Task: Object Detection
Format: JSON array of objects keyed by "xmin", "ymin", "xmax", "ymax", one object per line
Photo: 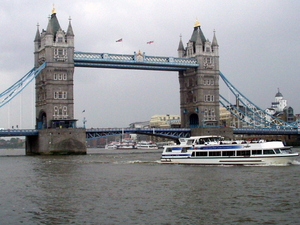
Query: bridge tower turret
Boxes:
[
  {"xmin": 28, "ymin": 7, "xmax": 86, "ymax": 155},
  {"xmin": 178, "ymin": 20, "xmax": 220, "ymax": 128}
]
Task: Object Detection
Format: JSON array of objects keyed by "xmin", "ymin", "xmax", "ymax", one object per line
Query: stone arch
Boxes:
[
  {"xmin": 37, "ymin": 110, "xmax": 47, "ymax": 129},
  {"xmin": 189, "ymin": 113, "xmax": 199, "ymax": 128}
]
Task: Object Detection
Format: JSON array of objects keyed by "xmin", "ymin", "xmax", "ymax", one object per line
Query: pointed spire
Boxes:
[
  {"xmin": 190, "ymin": 20, "xmax": 206, "ymax": 44},
  {"xmin": 67, "ymin": 17, "xmax": 74, "ymax": 36},
  {"xmin": 34, "ymin": 23, "xmax": 41, "ymax": 42},
  {"xmin": 195, "ymin": 28, "xmax": 202, "ymax": 45},
  {"xmin": 46, "ymin": 16, "xmax": 53, "ymax": 34},
  {"xmin": 177, "ymin": 34, "xmax": 184, "ymax": 51},
  {"xmin": 212, "ymin": 29, "xmax": 218, "ymax": 47},
  {"xmin": 45, "ymin": 7, "xmax": 61, "ymax": 36}
]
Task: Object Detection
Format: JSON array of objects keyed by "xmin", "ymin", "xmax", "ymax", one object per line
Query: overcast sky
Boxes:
[{"xmin": 0, "ymin": 0, "xmax": 299, "ymax": 129}]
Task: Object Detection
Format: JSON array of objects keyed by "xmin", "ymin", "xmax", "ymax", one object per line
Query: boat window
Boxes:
[
  {"xmin": 274, "ymin": 149, "xmax": 281, "ymax": 154},
  {"xmin": 222, "ymin": 151, "xmax": 235, "ymax": 156},
  {"xmin": 187, "ymin": 140, "xmax": 194, "ymax": 145},
  {"xmin": 280, "ymin": 148, "xmax": 292, "ymax": 153},
  {"xmin": 191, "ymin": 152, "xmax": 195, "ymax": 156},
  {"xmin": 209, "ymin": 151, "xmax": 221, "ymax": 156},
  {"xmin": 196, "ymin": 151, "xmax": 207, "ymax": 156},
  {"xmin": 181, "ymin": 147, "xmax": 188, "ymax": 153},
  {"xmin": 166, "ymin": 148, "xmax": 172, "ymax": 152},
  {"xmin": 263, "ymin": 149, "xmax": 275, "ymax": 154},
  {"xmin": 237, "ymin": 150, "xmax": 250, "ymax": 156},
  {"xmin": 252, "ymin": 150, "xmax": 262, "ymax": 155},
  {"xmin": 198, "ymin": 139, "xmax": 205, "ymax": 144}
]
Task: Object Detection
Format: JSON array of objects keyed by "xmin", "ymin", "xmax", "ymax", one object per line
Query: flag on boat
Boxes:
[
  {"xmin": 147, "ymin": 41, "xmax": 154, "ymax": 44},
  {"xmin": 116, "ymin": 38, "xmax": 123, "ymax": 42}
]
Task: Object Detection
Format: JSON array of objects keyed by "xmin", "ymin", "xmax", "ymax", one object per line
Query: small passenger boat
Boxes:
[
  {"xmin": 136, "ymin": 141, "xmax": 158, "ymax": 150},
  {"xmin": 116, "ymin": 139, "xmax": 137, "ymax": 149},
  {"xmin": 161, "ymin": 136, "xmax": 299, "ymax": 165}
]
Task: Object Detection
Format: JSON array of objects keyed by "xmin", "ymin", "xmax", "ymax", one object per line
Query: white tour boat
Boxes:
[
  {"xmin": 161, "ymin": 136, "xmax": 299, "ymax": 165},
  {"xmin": 105, "ymin": 141, "xmax": 118, "ymax": 149},
  {"xmin": 116, "ymin": 138, "xmax": 137, "ymax": 149},
  {"xmin": 136, "ymin": 141, "xmax": 158, "ymax": 150}
]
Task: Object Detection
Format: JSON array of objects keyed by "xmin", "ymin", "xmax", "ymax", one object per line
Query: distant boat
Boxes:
[
  {"xmin": 105, "ymin": 141, "xmax": 118, "ymax": 149},
  {"xmin": 161, "ymin": 135, "xmax": 299, "ymax": 165},
  {"xmin": 136, "ymin": 141, "xmax": 158, "ymax": 150},
  {"xmin": 116, "ymin": 138, "xmax": 137, "ymax": 149}
]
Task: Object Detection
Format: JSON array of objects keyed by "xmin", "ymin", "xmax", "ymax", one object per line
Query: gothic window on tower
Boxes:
[
  {"xmin": 204, "ymin": 108, "xmax": 215, "ymax": 121},
  {"xmin": 204, "ymin": 95, "xmax": 214, "ymax": 102},
  {"xmin": 54, "ymin": 91, "xmax": 67, "ymax": 99},
  {"xmin": 204, "ymin": 57, "xmax": 212, "ymax": 64},
  {"xmin": 63, "ymin": 106, "xmax": 68, "ymax": 116},
  {"xmin": 54, "ymin": 106, "xmax": 58, "ymax": 116},
  {"xmin": 204, "ymin": 57, "xmax": 213, "ymax": 69},
  {"xmin": 54, "ymin": 48, "xmax": 67, "ymax": 61},
  {"xmin": 204, "ymin": 79, "xmax": 214, "ymax": 85},
  {"xmin": 53, "ymin": 106, "xmax": 68, "ymax": 119},
  {"xmin": 54, "ymin": 73, "xmax": 67, "ymax": 80}
]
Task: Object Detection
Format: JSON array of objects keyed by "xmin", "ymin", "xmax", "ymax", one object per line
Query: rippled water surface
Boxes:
[{"xmin": 0, "ymin": 148, "xmax": 299, "ymax": 224}]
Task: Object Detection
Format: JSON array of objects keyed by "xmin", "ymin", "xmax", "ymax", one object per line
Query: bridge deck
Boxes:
[
  {"xmin": 0, "ymin": 128, "xmax": 299, "ymax": 138},
  {"xmin": 74, "ymin": 52, "xmax": 199, "ymax": 71}
]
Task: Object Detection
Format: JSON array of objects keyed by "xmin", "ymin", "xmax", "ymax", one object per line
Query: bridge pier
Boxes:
[{"xmin": 26, "ymin": 128, "xmax": 86, "ymax": 155}]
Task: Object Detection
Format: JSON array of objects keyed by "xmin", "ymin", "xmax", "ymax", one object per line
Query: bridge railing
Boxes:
[
  {"xmin": 86, "ymin": 127, "xmax": 191, "ymax": 140},
  {"xmin": 74, "ymin": 51, "xmax": 199, "ymax": 70}
]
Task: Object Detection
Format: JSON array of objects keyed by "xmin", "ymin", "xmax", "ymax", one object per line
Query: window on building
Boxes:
[{"xmin": 54, "ymin": 91, "xmax": 67, "ymax": 99}]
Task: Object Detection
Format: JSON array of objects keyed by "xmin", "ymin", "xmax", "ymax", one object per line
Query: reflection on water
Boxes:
[{"xmin": 0, "ymin": 148, "xmax": 299, "ymax": 224}]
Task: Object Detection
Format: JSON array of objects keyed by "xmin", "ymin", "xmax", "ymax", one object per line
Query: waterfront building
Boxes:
[
  {"xmin": 219, "ymin": 106, "xmax": 232, "ymax": 127},
  {"xmin": 266, "ymin": 89, "xmax": 295, "ymax": 123},
  {"xmin": 149, "ymin": 114, "xmax": 181, "ymax": 128},
  {"xmin": 271, "ymin": 89, "xmax": 287, "ymax": 112}
]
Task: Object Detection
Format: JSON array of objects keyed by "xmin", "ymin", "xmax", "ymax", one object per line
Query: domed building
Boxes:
[
  {"xmin": 265, "ymin": 89, "xmax": 294, "ymax": 123},
  {"xmin": 271, "ymin": 89, "xmax": 287, "ymax": 112}
]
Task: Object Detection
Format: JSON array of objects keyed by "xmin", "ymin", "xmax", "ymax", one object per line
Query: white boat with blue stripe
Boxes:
[{"xmin": 161, "ymin": 136, "xmax": 299, "ymax": 165}]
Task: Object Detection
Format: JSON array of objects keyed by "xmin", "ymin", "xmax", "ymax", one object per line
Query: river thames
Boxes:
[{"xmin": 0, "ymin": 148, "xmax": 299, "ymax": 224}]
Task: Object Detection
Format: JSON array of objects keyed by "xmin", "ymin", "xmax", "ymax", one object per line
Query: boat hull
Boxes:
[{"xmin": 161, "ymin": 154, "xmax": 299, "ymax": 165}]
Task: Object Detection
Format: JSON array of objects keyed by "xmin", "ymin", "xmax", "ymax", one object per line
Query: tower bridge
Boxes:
[{"xmin": 0, "ymin": 9, "xmax": 298, "ymax": 154}]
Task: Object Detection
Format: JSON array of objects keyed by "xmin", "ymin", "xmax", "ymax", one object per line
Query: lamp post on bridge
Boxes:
[
  {"xmin": 83, "ymin": 117, "xmax": 87, "ymax": 129},
  {"xmin": 82, "ymin": 110, "xmax": 87, "ymax": 128}
]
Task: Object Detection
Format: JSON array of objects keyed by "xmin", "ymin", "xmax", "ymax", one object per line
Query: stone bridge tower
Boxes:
[
  {"xmin": 178, "ymin": 20, "xmax": 220, "ymax": 129},
  {"xmin": 27, "ymin": 8, "xmax": 86, "ymax": 155}
]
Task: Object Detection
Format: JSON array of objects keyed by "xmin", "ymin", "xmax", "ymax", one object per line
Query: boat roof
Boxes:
[{"xmin": 184, "ymin": 136, "xmax": 222, "ymax": 139}]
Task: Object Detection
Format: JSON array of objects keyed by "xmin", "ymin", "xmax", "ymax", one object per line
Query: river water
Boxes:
[{"xmin": 0, "ymin": 148, "xmax": 299, "ymax": 225}]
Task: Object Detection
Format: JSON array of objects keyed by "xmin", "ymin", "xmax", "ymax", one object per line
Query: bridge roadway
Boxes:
[
  {"xmin": 0, "ymin": 128, "xmax": 299, "ymax": 139},
  {"xmin": 73, "ymin": 51, "xmax": 199, "ymax": 71},
  {"xmin": 0, "ymin": 128, "xmax": 191, "ymax": 140}
]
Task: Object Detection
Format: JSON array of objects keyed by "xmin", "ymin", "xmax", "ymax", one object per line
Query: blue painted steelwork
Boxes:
[
  {"xmin": 0, "ymin": 128, "xmax": 299, "ymax": 138},
  {"xmin": 233, "ymin": 128, "xmax": 299, "ymax": 135},
  {"xmin": 74, "ymin": 51, "xmax": 199, "ymax": 71},
  {"xmin": 85, "ymin": 128, "xmax": 191, "ymax": 140},
  {"xmin": 0, "ymin": 129, "xmax": 38, "ymax": 136},
  {"xmin": 219, "ymin": 71, "xmax": 295, "ymax": 129},
  {"xmin": 0, "ymin": 62, "xmax": 46, "ymax": 108}
]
